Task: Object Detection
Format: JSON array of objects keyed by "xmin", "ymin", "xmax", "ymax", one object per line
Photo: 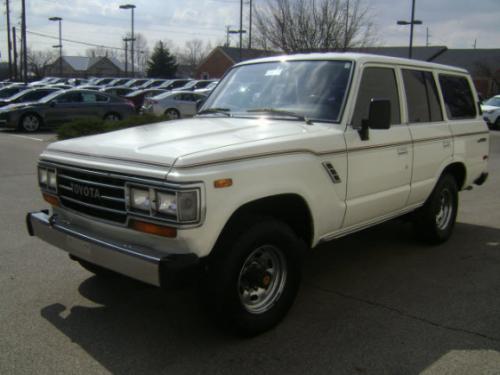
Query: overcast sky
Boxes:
[{"xmin": 0, "ymin": 0, "xmax": 499, "ymax": 60}]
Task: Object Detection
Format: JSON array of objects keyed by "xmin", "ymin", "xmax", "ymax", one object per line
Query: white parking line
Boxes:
[{"xmin": 7, "ymin": 134, "xmax": 44, "ymax": 142}]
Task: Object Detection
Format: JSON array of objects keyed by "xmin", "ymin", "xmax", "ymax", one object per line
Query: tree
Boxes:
[
  {"xmin": 146, "ymin": 41, "xmax": 177, "ymax": 78},
  {"xmin": 254, "ymin": 0, "xmax": 377, "ymax": 53},
  {"xmin": 27, "ymin": 48, "xmax": 56, "ymax": 78},
  {"xmin": 86, "ymin": 46, "xmax": 118, "ymax": 59}
]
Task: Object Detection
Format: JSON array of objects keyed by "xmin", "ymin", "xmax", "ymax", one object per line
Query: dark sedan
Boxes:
[
  {"xmin": 100, "ymin": 86, "xmax": 134, "ymax": 97},
  {"xmin": 0, "ymin": 89, "xmax": 136, "ymax": 132},
  {"xmin": 0, "ymin": 84, "xmax": 28, "ymax": 99},
  {"xmin": 0, "ymin": 87, "xmax": 61, "ymax": 107}
]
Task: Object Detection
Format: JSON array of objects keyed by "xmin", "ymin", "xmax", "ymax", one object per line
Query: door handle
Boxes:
[
  {"xmin": 443, "ymin": 139, "xmax": 451, "ymax": 148},
  {"xmin": 397, "ymin": 146, "xmax": 408, "ymax": 155},
  {"xmin": 477, "ymin": 137, "xmax": 487, "ymax": 143}
]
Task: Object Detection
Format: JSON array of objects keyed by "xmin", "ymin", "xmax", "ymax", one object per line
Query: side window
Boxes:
[
  {"xmin": 81, "ymin": 93, "xmax": 97, "ymax": 103},
  {"xmin": 402, "ymin": 69, "xmax": 443, "ymax": 123},
  {"xmin": 438, "ymin": 74, "xmax": 476, "ymax": 119},
  {"xmin": 95, "ymin": 94, "xmax": 109, "ymax": 102},
  {"xmin": 56, "ymin": 92, "xmax": 82, "ymax": 103},
  {"xmin": 352, "ymin": 67, "xmax": 401, "ymax": 128}
]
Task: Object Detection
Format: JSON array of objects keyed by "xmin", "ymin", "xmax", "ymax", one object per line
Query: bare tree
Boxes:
[
  {"xmin": 254, "ymin": 0, "xmax": 377, "ymax": 53},
  {"xmin": 85, "ymin": 46, "xmax": 118, "ymax": 59},
  {"xmin": 27, "ymin": 48, "xmax": 56, "ymax": 78},
  {"xmin": 123, "ymin": 33, "xmax": 150, "ymax": 75},
  {"xmin": 177, "ymin": 39, "xmax": 212, "ymax": 68}
]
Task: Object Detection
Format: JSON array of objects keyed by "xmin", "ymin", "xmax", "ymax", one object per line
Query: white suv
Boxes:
[{"xmin": 27, "ymin": 53, "xmax": 489, "ymax": 336}]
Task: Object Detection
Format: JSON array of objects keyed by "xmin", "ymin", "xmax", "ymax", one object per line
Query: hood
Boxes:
[
  {"xmin": 481, "ymin": 105, "xmax": 499, "ymax": 112},
  {"xmin": 46, "ymin": 116, "xmax": 342, "ymax": 169}
]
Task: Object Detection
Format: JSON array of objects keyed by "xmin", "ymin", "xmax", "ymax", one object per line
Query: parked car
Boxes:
[
  {"xmin": 194, "ymin": 81, "xmax": 218, "ymax": 95},
  {"xmin": 100, "ymin": 86, "xmax": 134, "ymax": 97},
  {"xmin": 0, "ymin": 87, "xmax": 61, "ymax": 107},
  {"xmin": 174, "ymin": 80, "xmax": 215, "ymax": 92},
  {"xmin": 76, "ymin": 85, "xmax": 102, "ymax": 91},
  {"xmin": 124, "ymin": 88, "xmax": 166, "ymax": 111},
  {"xmin": 28, "ymin": 77, "xmax": 58, "ymax": 87},
  {"xmin": 26, "ymin": 53, "xmax": 489, "ymax": 336},
  {"xmin": 0, "ymin": 89, "xmax": 135, "ymax": 132},
  {"xmin": 124, "ymin": 78, "xmax": 150, "ymax": 88},
  {"xmin": 137, "ymin": 79, "xmax": 169, "ymax": 90},
  {"xmin": 158, "ymin": 79, "xmax": 192, "ymax": 91},
  {"xmin": 0, "ymin": 84, "xmax": 28, "ymax": 99},
  {"xmin": 106, "ymin": 78, "xmax": 132, "ymax": 87},
  {"xmin": 481, "ymin": 95, "xmax": 500, "ymax": 129},
  {"xmin": 142, "ymin": 91, "xmax": 206, "ymax": 119},
  {"xmin": 92, "ymin": 78, "xmax": 115, "ymax": 86}
]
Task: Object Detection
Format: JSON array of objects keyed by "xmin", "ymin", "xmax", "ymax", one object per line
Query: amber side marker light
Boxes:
[
  {"xmin": 43, "ymin": 193, "xmax": 60, "ymax": 207},
  {"xmin": 214, "ymin": 178, "xmax": 233, "ymax": 188},
  {"xmin": 130, "ymin": 219, "xmax": 177, "ymax": 238}
]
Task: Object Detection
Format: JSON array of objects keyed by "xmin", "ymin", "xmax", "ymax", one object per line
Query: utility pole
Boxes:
[
  {"xmin": 473, "ymin": 39, "xmax": 477, "ymax": 49},
  {"xmin": 49, "ymin": 17, "xmax": 63, "ymax": 77},
  {"xmin": 119, "ymin": 4, "xmax": 136, "ymax": 76},
  {"xmin": 6, "ymin": 0, "xmax": 13, "ymax": 80},
  {"xmin": 344, "ymin": 0, "xmax": 350, "ymax": 50},
  {"xmin": 239, "ymin": 0, "xmax": 243, "ymax": 61},
  {"xmin": 397, "ymin": 0, "xmax": 422, "ymax": 59},
  {"xmin": 226, "ymin": 26, "xmax": 231, "ymax": 47},
  {"xmin": 12, "ymin": 26, "xmax": 17, "ymax": 80},
  {"xmin": 425, "ymin": 27, "xmax": 430, "ymax": 47},
  {"xmin": 248, "ymin": 0, "xmax": 253, "ymax": 49},
  {"xmin": 21, "ymin": 0, "xmax": 28, "ymax": 82},
  {"xmin": 123, "ymin": 38, "xmax": 130, "ymax": 75}
]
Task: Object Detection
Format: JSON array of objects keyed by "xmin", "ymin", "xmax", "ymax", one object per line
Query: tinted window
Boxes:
[
  {"xmin": 438, "ymin": 75, "xmax": 476, "ymax": 119},
  {"xmin": 352, "ymin": 67, "xmax": 401, "ymax": 127},
  {"xmin": 56, "ymin": 92, "xmax": 82, "ymax": 103},
  {"xmin": 402, "ymin": 69, "xmax": 443, "ymax": 123},
  {"xmin": 82, "ymin": 92, "xmax": 97, "ymax": 103},
  {"xmin": 96, "ymin": 94, "xmax": 109, "ymax": 102},
  {"xmin": 23, "ymin": 90, "xmax": 51, "ymax": 101}
]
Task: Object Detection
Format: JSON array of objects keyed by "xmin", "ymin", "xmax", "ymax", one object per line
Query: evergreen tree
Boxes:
[{"xmin": 146, "ymin": 41, "xmax": 177, "ymax": 78}]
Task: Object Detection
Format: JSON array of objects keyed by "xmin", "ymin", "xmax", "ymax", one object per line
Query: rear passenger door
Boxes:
[{"xmin": 402, "ymin": 69, "xmax": 452, "ymax": 206}]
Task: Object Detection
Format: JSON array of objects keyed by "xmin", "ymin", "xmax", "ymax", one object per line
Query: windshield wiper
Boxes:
[
  {"xmin": 247, "ymin": 108, "xmax": 313, "ymax": 125},
  {"xmin": 197, "ymin": 107, "xmax": 231, "ymax": 117}
]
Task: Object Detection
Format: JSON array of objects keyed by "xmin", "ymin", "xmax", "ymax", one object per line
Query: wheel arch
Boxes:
[
  {"xmin": 440, "ymin": 162, "xmax": 467, "ymax": 190},
  {"xmin": 19, "ymin": 111, "xmax": 43, "ymax": 130}
]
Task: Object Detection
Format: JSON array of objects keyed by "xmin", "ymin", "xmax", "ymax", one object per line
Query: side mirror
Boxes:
[
  {"xmin": 359, "ymin": 98, "xmax": 391, "ymax": 141},
  {"xmin": 196, "ymin": 98, "xmax": 206, "ymax": 112},
  {"xmin": 50, "ymin": 100, "xmax": 56, "ymax": 108}
]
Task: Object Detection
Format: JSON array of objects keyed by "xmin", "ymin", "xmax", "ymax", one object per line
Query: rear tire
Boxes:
[
  {"xmin": 165, "ymin": 108, "xmax": 180, "ymax": 120},
  {"xmin": 413, "ymin": 174, "xmax": 458, "ymax": 244},
  {"xmin": 202, "ymin": 218, "xmax": 304, "ymax": 337},
  {"xmin": 19, "ymin": 113, "xmax": 42, "ymax": 132}
]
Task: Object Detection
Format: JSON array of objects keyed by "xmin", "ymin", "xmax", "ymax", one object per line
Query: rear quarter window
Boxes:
[{"xmin": 438, "ymin": 74, "xmax": 476, "ymax": 119}]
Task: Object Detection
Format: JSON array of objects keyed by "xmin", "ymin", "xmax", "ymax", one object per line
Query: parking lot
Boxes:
[{"xmin": 0, "ymin": 128, "xmax": 499, "ymax": 374}]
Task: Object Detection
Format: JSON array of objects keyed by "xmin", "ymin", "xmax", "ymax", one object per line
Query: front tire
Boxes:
[
  {"xmin": 19, "ymin": 113, "xmax": 41, "ymax": 132},
  {"xmin": 414, "ymin": 174, "xmax": 458, "ymax": 244},
  {"xmin": 202, "ymin": 218, "xmax": 304, "ymax": 336},
  {"xmin": 165, "ymin": 108, "xmax": 180, "ymax": 120}
]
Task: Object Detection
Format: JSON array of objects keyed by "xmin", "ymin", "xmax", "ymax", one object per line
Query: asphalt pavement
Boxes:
[{"xmin": 1, "ymin": 128, "xmax": 499, "ymax": 375}]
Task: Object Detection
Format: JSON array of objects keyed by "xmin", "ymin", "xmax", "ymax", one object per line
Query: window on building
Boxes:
[
  {"xmin": 438, "ymin": 74, "xmax": 476, "ymax": 119},
  {"xmin": 402, "ymin": 69, "xmax": 443, "ymax": 123},
  {"xmin": 352, "ymin": 67, "xmax": 401, "ymax": 128}
]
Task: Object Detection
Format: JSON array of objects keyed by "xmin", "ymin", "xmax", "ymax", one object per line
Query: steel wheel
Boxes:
[
  {"xmin": 435, "ymin": 188, "xmax": 453, "ymax": 230},
  {"xmin": 22, "ymin": 114, "xmax": 40, "ymax": 132},
  {"xmin": 238, "ymin": 244, "xmax": 287, "ymax": 314},
  {"xmin": 165, "ymin": 109, "xmax": 180, "ymax": 120}
]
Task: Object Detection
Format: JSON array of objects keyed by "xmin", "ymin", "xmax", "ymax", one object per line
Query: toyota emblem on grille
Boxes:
[{"xmin": 71, "ymin": 182, "xmax": 100, "ymax": 199}]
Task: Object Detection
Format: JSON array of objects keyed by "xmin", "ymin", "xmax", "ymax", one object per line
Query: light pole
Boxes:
[
  {"xmin": 123, "ymin": 38, "xmax": 132, "ymax": 76},
  {"xmin": 397, "ymin": 0, "xmax": 422, "ymax": 59},
  {"xmin": 119, "ymin": 4, "xmax": 136, "ymax": 76},
  {"xmin": 49, "ymin": 17, "xmax": 63, "ymax": 77}
]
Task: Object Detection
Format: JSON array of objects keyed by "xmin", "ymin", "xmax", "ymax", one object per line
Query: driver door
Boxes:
[
  {"xmin": 45, "ymin": 92, "xmax": 83, "ymax": 125},
  {"xmin": 343, "ymin": 66, "xmax": 412, "ymax": 228}
]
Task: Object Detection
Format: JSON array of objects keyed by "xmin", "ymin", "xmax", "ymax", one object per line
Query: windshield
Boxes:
[
  {"xmin": 39, "ymin": 90, "xmax": 64, "ymax": 103},
  {"xmin": 484, "ymin": 97, "xmax": 500, "ymax": 107},
  {"xmin": 202, "ymin": 60, "xmax": 353, "ymax": 122}
]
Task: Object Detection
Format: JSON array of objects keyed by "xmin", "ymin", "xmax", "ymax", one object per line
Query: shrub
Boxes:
[{"xmin": 56, "ymin": 114, "xmax": 170, "ymax": 140}]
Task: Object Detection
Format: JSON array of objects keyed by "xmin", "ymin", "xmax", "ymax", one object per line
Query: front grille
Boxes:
[{"xmin": 56, "ymin": 166, "xmax": 127, "ymax": 223}]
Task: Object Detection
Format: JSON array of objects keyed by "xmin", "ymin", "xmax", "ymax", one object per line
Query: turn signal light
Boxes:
[
  {"xmin": 214, "ymin": 178, "xmax": 233, "ymax": 188},
  {"xmin": 130, "ymin": 219, "xmax": 177, "ymax": 238},
  {"xmin": 43, "ymin": 193, "xmax": 60, "ymax": 207}
]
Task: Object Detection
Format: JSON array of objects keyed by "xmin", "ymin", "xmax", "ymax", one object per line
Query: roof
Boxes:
[
  {"xmin": 235, "ymin": 52, "xmax": 468, "ymax": 74},
  {"xmin": 219, "ymin": 46, "xmax": 280, "ymax": 63},
  {"xmin": 61, "ymin": 56, "xmax": 124, "ymax": 72}
]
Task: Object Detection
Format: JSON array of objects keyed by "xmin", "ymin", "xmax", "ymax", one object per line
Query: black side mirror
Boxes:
[
  {"xmin": 196, "ymin": 98, "xmax": 206, "ymax": 112},
  {"xmin": 50, "ymin": 100, "xmax": 56, "ymax": 108},
  {"xmin": 359, "ymin": 98, "xmax": 391, "ymax": 141}
]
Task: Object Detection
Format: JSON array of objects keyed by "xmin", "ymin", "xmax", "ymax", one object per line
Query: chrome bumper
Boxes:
[{"xmin": 26, "ymin": 211, "xmax": 199, "ymax": 287}]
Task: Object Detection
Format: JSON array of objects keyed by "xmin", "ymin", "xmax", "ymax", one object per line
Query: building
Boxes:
[
  {"xmin": 195, "ymin": 46, "xmax": 279, "ymax": 79},
  {"xmin": 197, "ymin": 45, "xmax": 500, "ymax": 97},
  {"xmin": 45, "ymin": 56, "xmax": 125, "ymax": 78}
]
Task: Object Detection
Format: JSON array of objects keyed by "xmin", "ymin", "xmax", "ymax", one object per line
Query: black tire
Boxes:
[
  {"xmin": 19, "ymin": 113, "xmax": 42, "ymax": 132},
  {"xmin": 76, "ymin": 258, "xmax": 118, "ymax": 278},
  {"xmin": 494, "ymin": 117, "xmax": 500, "ymax": 130},
  {"xmin": 103, "ymin": 112, "xmax": 121, "ymax": 121},
  {"xmin": 202, "ymin": 217, "xmax": 304, "ymax": 337},
  {"xmin": 413, "ymin": 174, "xmax": 458, "ymax": 244},
  {"xmin": 164, "ymin": 108, "xmax": 180, "ymax": 120}
]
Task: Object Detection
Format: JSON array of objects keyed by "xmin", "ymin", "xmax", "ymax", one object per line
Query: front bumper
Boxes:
[{"xmin": 26, "ymin": 210, "xmax": 199, "ymax": 287}]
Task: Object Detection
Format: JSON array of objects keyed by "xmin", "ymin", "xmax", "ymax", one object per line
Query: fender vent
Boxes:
[{"xmin": 322, "ymin": 162, "xmax": 342, "ymax": 184}]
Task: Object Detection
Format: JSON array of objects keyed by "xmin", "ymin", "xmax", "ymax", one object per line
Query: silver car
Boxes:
[{"xmin": 142, "ymin": 91, "xmax": 206, "ymax": 119}]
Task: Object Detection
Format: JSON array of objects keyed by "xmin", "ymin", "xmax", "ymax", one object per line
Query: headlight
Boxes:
[
  {"xmin": 130, "ymin": 187, "xmax": 151, "ymax": 212},
  {"xmin": 38, "ymin": 166, "xmax": 57, "ymax": 191},
  {"xmin": 48, "ymin": 170, "xmax": 57, "ymax": 189},
  {"xmin": 177, "ymin": 191, "xmax": 198, "ymax": 222},
  {"xmin": 38, "ymin": 168, "xmax": 48, "ymax": 186},
  {"xmin": 156, "ymin": 191, "xmax": 177, "ymax": 216}
]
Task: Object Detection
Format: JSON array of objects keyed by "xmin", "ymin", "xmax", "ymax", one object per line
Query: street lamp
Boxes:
[
  {"xmin": 123, "ymin": 37, "xmax": 133, "ymax": 76},
  {"xmin": 119, "ymin": 4, "xmax": 136, "ymax": 76},
  {"xmin": 49, "ymin": 16, "xmax": 63, "ymax": 77},
  {"xmin": 397, "ymin": 0, "xmax": 422, "ymax": 59}
]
